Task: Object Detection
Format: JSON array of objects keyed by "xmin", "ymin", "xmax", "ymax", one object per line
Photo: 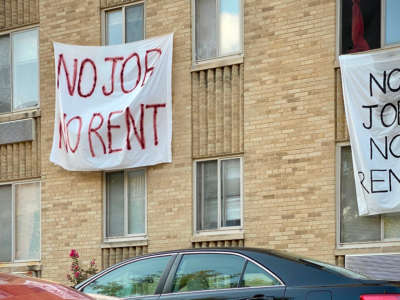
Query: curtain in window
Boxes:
[
  {"xmin": 221, "ymin": 159, "xmax": 240, "ymax": 227},
  {"xmin": 197, "ymin": 161, "xmax": 218, "ymax": 230},
  {"xmin": 195, "ymin": 0, "xmax": 217, "ymax": 60},
  {"xmin": 0, "ymin": 35, "xmax": 11, "ymax": 113},
  {"xmin": 15, "ymin": 182, "xmax": 40, "ymax": 261},
  {"xmin": 12, "ymin": 29, "xmax": 39, "ymax": 110},
  {"xmin": 106, "ymin": 172, "xmax": 125, "ymax": 237},
  {"xmin": 106, "ymin": 10, "xmax": 123, "ymax": 45},
  {"xmin": 128, "ymin": 170, "xmax": 145, "ymax": 234},
  {"xmin": 0, "ymin": 185, "xmax": 12, "ymax": 262}
]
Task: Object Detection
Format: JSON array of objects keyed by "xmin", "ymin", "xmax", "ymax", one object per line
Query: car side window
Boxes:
[
  {"xmin": 240, "ymin": 261, "xmax": 281, "ymax": 287},
  {"xmin": 82, "ymin": 255, "xmax": 171, "ymax": 298},
  {"xmin": 172, "ymin": 253, "xmax": 245, "ymax": 293}
]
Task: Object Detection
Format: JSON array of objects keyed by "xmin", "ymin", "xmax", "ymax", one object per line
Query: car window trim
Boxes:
[
  {"xmin": 77, "ymin": 253, "xmax": 177, "ymax": 293},
  {"xmin": 161, "ymin": 250, "xmax": 285, "ymax": 296}
]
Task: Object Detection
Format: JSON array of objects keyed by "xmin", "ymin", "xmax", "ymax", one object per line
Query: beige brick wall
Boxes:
[{"xmin": 5, "ymin": 0, "xmax": 400, "ymax": 283}]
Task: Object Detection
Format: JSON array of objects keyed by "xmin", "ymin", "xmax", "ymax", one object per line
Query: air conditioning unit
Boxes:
[{"xmin": 345, "ymin": 253, "xmax": 400, "ymax": 281}]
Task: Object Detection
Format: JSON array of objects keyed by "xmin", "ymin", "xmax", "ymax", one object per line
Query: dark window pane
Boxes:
[
  {"xmin": 172, "ymin": 254, "xmax": 245, "ymax": 292},
  {"xmin": 83, "ymin": 256, "xmax": 171, "ymax": 297},
  {"xmin": 340, "ymin": 146, "xmax": 381, "ymax": 243},
  {"xmin": 0, "ymin": 35, "xmax": 11, "ymax": 113},
  {"xmin": 240, "ymin": 261, "xmax": 280, "ymax": 287},
  {"xmin": 196, "ymin": 0, "xmax": 217, "ymax": 60},
  {"xmin": 106, "ymin": 172, "xmax": 124, "ymax": 237},
  {"xmin": 0, "ymin": 185, "xmax": 12, "ymax": 262},
  {"xmin": 126, "ymin": 4, "xmax": 144, "ymax": 43},
  {"xmin": 197, "ymin": 161, "xmax": 218, "ymax": 230},
  {"xmin": 341, "ymin": 0, "xmax": 380, "ymax": 54}
]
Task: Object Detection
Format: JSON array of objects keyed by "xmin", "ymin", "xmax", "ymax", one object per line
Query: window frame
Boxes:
[
  {"xmin": 103, "ymin": 168, "xmax": 147, "ymax": 243},
  {"xmin": 336, "ymin": 142, "xmax": 400, "ymax": 248},
  {"xmin": 0, "ymin": 180, "xmax": 41, "ymax": 264},
  {"xmin": 163, "ymin": 251, "xmax": 284, "ymax": 296},
  {"xmin": 101, "ymin": 1, "xmax": 146, "ymax": 46},
  {"xmin": 193, "ymin": 157, "xmax": 244, "ymax": 234},
  {"xmin": 191, "ymin": 0, "xmax": 244, "ymax": 65},
  {"xmin": 336, "ymin": 0, "xmax": 400, "ymax": 56},
  {"xmin": 0, "ymin": 26, "xmax": 40, "ymax": 115}
]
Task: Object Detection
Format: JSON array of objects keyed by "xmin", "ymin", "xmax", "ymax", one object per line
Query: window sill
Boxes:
[
  {"xmin": 102, "ymin": 237, "xmax": 148, "ymax": 248},
  {"xmin": 0, "ymin": 108, "xmax": 41, "ymax": 123},
  {"xmin": 336, "ymin": 240, "xmax": 400, "ymax": 252},
  {"xmin": 192, "ymin": 229, "xmax": 244, "ymax": 243},
  {"xmin": 191, "ymin": 55, "xmax": 243, "ymax": 72}
]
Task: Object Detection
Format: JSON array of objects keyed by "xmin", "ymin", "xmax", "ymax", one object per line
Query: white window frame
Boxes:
[
  {"xmin": 336, "ymin": 0, "xmax": 400, "ymax": 56},
  {"xmin": 101, "ymin": 1, "xmax": 146, "ymax": 45},
  {"xmin": 336, "ymin": 143, "xmax": 400, "ymax": 249},
  {"xmin": 0, "ymin": 180, "xmax": 41, "ymax": 263},
  {"xmin": 103, "ymin": 169, "xmax": 147, "ymax": 243},
  {"xmin": 191, "ymin": 0, "xmax": 244, "ymax": 65},
  {"xmin": 193, "ymin": 156, "xmax": 243, "ymax": 234},
  {"xmin": 0, "ymin": 26, "xmax": 40, "ymax": 115}
]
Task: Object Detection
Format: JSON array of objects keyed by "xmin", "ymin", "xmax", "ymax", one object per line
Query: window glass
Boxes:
[
  {"xmin": 128, "ymin": 169, "xmax": 145, "ymax": 234},
  {"xmin": 219, "ymin": 0, "xmax": 240, "ymax": 56},
  {"xmin": 340, "ymin": 146, "xmax": 381, "ymax": 243},
  {"xmin": 341, "ymin": 0, "xmax": 380, "ymax": 54},
  {"xmin": 384, "ymin": 213, "xmax": 400, "ymax": 239},
  {"xmin": 126, "ymin": 4, "xmax": 144, "ymax": 43},
  {"xmin": 106, "ymin": 10, "xmax": 123, "ymax": 45},
  {"xmin": 106, "ymin": 172, "xmax": 124, "ymax": 237},
  {"xmin": 195, "ymin": 0, "xmax": 217, "ymax": 60},
  {"xmin": 172, "ymin": 254, "xmax": 245, "ymax": 292},
  {"xmin": 0, "ymin": 35, "xmax": 11, "ymax": 113},
  {"xmin": 385, "ymin": 0, "xmax": 400, "ymax": 45},
  {"xmin": 12, "ymin": 29, "xmax": 39, "ymax": 110},
  {"xmin": 83, "ymin": 256, "xmax": 171, "ymax": 298},
  {"xmin": 221, "ymin": 159, "xmax": 241, "ymax": 227},
  {"xmin": 15, "ymin": 182, "xmax": 40, "ymax": 261},
  {"xmin": 0, "ymin": 185, "xmax": 12, "ymax": 262},
  {"xmin": 240, "ymin": 261, "xmax": 280, "ymax": 287},
  {"xmin": 197, "ymin": 161, "xmax": 218, "ymax": 230}
]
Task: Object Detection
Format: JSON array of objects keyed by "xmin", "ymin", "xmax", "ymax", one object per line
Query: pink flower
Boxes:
[
  {"xmin": 69, "ymin": 249, "xmax": 79, "ymax": 258},
  {"xmin": 90, "ymin": 259, "xmax": 95, "ymax": 266},
  {"xmin": 74, "ymin": 265, "xmax": 79, "ymax": 271},
  {"xmin": 74, "ymin": 271, "xmax": 80, "ymax": 278}
]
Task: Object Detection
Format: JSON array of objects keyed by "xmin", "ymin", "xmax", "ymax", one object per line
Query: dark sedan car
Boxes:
[{"xmin": 75, "ymin": 248, "xmax": 400, "ymax": 300}]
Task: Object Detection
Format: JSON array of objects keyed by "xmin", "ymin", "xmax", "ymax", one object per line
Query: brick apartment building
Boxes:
[{"xmin": 0, "ymin": 0, "xmax": 399, "ymax": 283}]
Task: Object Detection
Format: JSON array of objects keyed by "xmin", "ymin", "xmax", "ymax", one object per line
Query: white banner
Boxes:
[
  {"xmin": 340, "ymin": 48, "xmax": 400, "ymax": 216},
  {"xmin": 50, "ymin": 34, "xmax": 173, "ymax": 171}
]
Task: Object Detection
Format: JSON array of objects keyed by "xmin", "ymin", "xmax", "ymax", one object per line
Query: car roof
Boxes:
[{"xmin": 0, "ymin": 272, "xmax": 93, "ymax": 300}]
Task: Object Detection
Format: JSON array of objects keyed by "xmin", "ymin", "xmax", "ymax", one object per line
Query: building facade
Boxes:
[{"xmin": 0, "ymin": 0, "xmax": 399, "ymax": 283}]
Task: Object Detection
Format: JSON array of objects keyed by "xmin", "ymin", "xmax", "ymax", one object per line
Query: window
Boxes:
[
  {"xmin": 338, "ymin": 145, "xmax": 400, "ymax": 244},
  {"xmin": 240, "ymin": 261, "xmax": 281, "ymax": 287},
  {"xmin": 193, "ymin": 0, "xmax": 243, "ymax": 62},
  {"xmin": 0, "ymin": 28, "xmax": 39, "ymax": 114},
  {"xmin": 83, "ymin": 255, "xmax": 171, "ymax": 297},
  {"xmin": 104, "ymin": 3, "xmax": 144, "ymax": 45},
  {"xmin": 0, "ymin": 182, "xmax": 40, "ymax": 262},
  {"xmin": 105, "ymin": 169, "xmax": 146, "ymax": 239},
  {"xmin": 172, "ymin": 254, "xmax": 245, "ymax": 292},
  {"xmin": 340, "ymin": 0, "xmax": 400, "ymax": 54},
  {"xmin": 195, "ymin": 157, "xmax": 242, "ymax": 232}
]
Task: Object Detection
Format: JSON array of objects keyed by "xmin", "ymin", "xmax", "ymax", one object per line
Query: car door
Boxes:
[
  {"xmin": 79, "ymin": 254, "xmax": 174, "ymax": 300},
  {"xmin": 160, "ymin": 252, "xmax": 285, "ymax": 300}
]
